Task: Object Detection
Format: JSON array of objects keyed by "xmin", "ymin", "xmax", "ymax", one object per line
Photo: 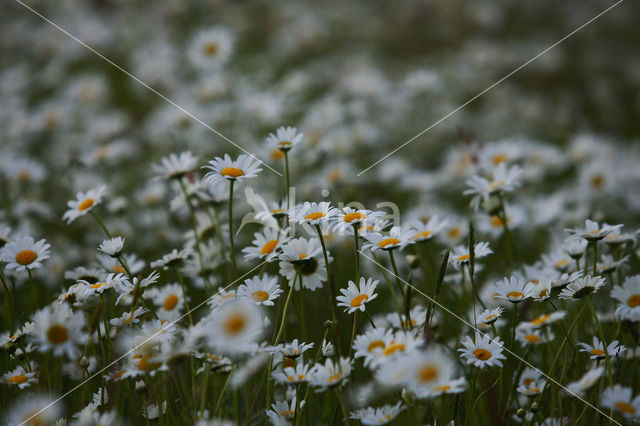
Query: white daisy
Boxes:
[
  {"xmin": 601, "ymin": 385, "xmax": 640, "ymax": 418},
  {"xmin": 407, "ymin": 215, "xmax": 448, "ymax": 242},
  {"xmin": 97, "ymin": 236, "xmax": 124, "ymax": 258},
  {"xmin": 568, "ymin": 219, "xmax": 623, "ymax": 242},
  {"xmin": 150, "ymin": 247, "xmax": 194, "ymax": 269},
  {"xmin": 270, "ymin": 339, "xmax": 315, "ymax": 358},
  {"xmin": 527, "ymin": 278, "xmax": 552, "ymax": 302},
  {"xmin": 237, "ymin": 275, "xmax": 282, "ymax": 306},
  {"xmin": 515, "ymin": 327, "xmax": 553, "ymax": 346},
  {"xmin": 525, "ymin": 311, "xmax": 566, "ymax": 329},
  {"xmin": 449, "ymin": 242, "xmax": 492, "ymax": 269},
  {"xmin": 336, "ymin": 277, "xmax": 379, "ymax": 314},
  {"xmin": 75, "ymin": 273, "xmax": 127, "ymax": 300},
  {"xmin": 562, "ymin": 236, "xmax": 588, "ymax": 259},
  {"xmin": 476, "ymin": 307, "xmax": 504, "ymax": 325},
  {"xmin": 558, "ymin": 275, "xmax": 606, "ymax": 300},
  {"xmin": 458, "ymin": 334, "xmax": 506, "ymax": 368},
  {"xmin": 242, "ymin": 227, "xmax": 289, "ymax": 261},
  {"xmin": 424, "ymin": 377, "xmax": 468, "ymax": 397},
  {"xmin": 331, "ymin": 207, "xmax": 386, "ymax": 235},
  {"xmin": 266, "ymin": 398, "xmax": 297, "ymax": 425},
  {"xmin": 517, "ymin": 380, "xmax": 546, "ymax": 397},
  {"xmin": 352, "ymin": 327, "xmax": 394, "ymax": 367},
  {"xmin": 1, "ymin": 365, "xmax": 37, "ymax": 389},
  {"xmin": 405, "ymin": 348, "xmax": 455, "ymax": 394},
  {"xmin": 29, "ymin": 303, "xmax": 85, "ymax": 358},
  {"xmin": 288, "ymin": 201, "xmax": 337, "ymax": 226},
  {"xmin": 278, "ymin": 237, "xmax": 329, "ymax": 291},
  {"xmin": 307, "ymin": 357, "xmax": 352, "ymax": 391},
  {"xmin": 188, "ymin": 27, "xmax": 234, "ymax": 69},
  {"xmin": 0, "ymin": 236, "xmax": 51, "ymax": 272},
  {"xmin": 611, "ymin": 275, "xmax": 640, "ymax": 322},
  {"xmin": 206, "ymin": 300, "xmax": 264, "ymax": 353},
  {"xmin": 464, "ymin": 163, "xmax": 522, "ymax": 210},
  {"xmin": 361, "ymin": 226, "xmax": 416, "ymax": 252},
  {"xmin": 152, "ymin": 151, "xmax": 198, "ymax": 180},
  {"xmin": 62, "ymin": 185, "xmax": 107, "ymax": 224},
  {"xmin": 4, "ymin": 395, "xmax": 62, "ymax": 426},
  {"xmin": 493, "ymin": 275, "xmax": 530, "ymax": 304},
  {"xmin": 271, "ymin": 362, "xmax": 310, "ymax": 384},
  {"xmin": 350, "ymin": 402, "xmax": 404, "ymax": 425},
  {"xmin": 577, "ymin": 336, "xmax": 626, "ymax": 360},
  {"xmin": 203, "ymin": 154, "xmax": 263, "ymax": 185},
  {"xmin": 110, "ymin": 307, "xmax": 149, "ymax": 327},
  {"xmin": 566, "ymin": 366, "xmax": 604, "ymax": 398},
  {"xmin": 148, "ymin": 283, "xmax": 185, "ymax": 321},
  {"xmin": 266, "ymin": 126, "xmax": 304, "ymax": 152}
]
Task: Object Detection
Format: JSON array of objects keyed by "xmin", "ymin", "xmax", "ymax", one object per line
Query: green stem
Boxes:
[
  {"xmin": 273, "ymin": 270, "xmax": 298, "ymax": 345},
  {"xmin": 90, "ymin": 210, "xmax": 112, "ymax": 238},
  {"xmin": 348, "ymin": 311, "xmax": 358, "ymax": 357},
  {"xmin": 27, "ymin": 269, "xmax": 38, "ymax": 309},
  {"xmin": 353, "ymin": 225, "xmax": 360, "ymax": 283},
  {"xmin": 511, "ymin": 303, "xmax": 518, "ymax": 348},
  {"xmin": 591, "ymin": 241, "xmax": 598, "ymax": 276},
  {"xmin": 587, "ymin": 297, "xmax": 614, "ymax": 386},
  {"xmin": 316, "ymin": 224, "xmax": 340, "ymax": 355},
  {"xmin": 464, "ymin": 368, "xmax": 479, "ymax": 426},
  {"xmin": 228, "ymin": 180, "xmax": 238, "ymax": 278},
  {"xmin": 175, "ymin": 268, "xmax": 194, "ymax": 326},
  {"xmin": 284, "ymin": 151, "xmax": 291, "ymax": 210}
]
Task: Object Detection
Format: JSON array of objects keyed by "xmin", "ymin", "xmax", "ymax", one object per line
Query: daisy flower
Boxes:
[
  {"xmin": 98, "ymin": 236, "xmax": 124, "ymax": 258},
  {"xmin": 331, "ymin": 207, "xmax": 386, "ymax": 235},
  {"xmin": 148, "ymin": 283, "xmax": 185, "ymax": 321},
  {"xmin": 98, "ymin": 252, "xmax": 145, "ymax": 275},
  {"xmin": 407, "ymin": 215, "xmax": 448, "ymax": 242},
  {"xmin": 278, "ymin": 237, "xmax": 329, "ymax": 291},
  {"xmin": 270, "ymin": 339, "xmax": 314, "ymax": 359},
  {"xmin": 272, "ymin": 362, "xmax": 310, "ymax": 384},
  {"xmin": 352, "ymin": 327, "xmax": 394, "ymax": 367},
  {"xmin": 188, "ymin": 27, "xmax": 234, "ymax": 69},
  {"xmin": 527, "ymin": 279, "xmax": 552, "ymax": 302},
  {"xmin": 203, "ymin": 154, "xmax": 263, "ymax": 185},
  {"xmin": 307, "ymin": 357, "xmax": 352, "ymax": 391},
  {"xmin": 476, "ymin": 307, "xmax": 504, "ymax": 325},
  {"xmin": 29, "ymin": 303, "xmax": 85, "ymax": 358},
  {"xmin": 525, "ymin": 311, "xmax": 566, "ymax": 329},
  {"xmin": 424, "ymin": 377, "xmax": 468, "ymax": 397},
  {"xmin": 110, "ymin": 307, "xmax": 149, "ymax": 327},
  {"xmin": 562, "ymin": 236, "xmax": 588, "ymax": 259},
  {"xmin": 464, "ymin": 163, "xmax": 523, "ymax": 210},
  {"xmin": 1, "ymin": 365, "xmax": 37, "ymax": 389},
  {"xmin": 242, "ymin": 227, "xmax": 289, "ymax": 261},
  {"xmin": 458, "ymin": 334, "xmax": 506, "ymax": 368},
  {"xmin": 449, "ymin": 242, "xmax": 492, "ymax": 269},
  {"xmin": 577, "ymin": 336, "xmax": 626, "ymax": 360},
  {"xmin": 266, "ymin": 398, "xmax": 297, "ymax": 425},
  {"xmin": 75, "ymin": 273, "xmax": 127, "ymax": 300},
  {"xmin": 206, "ymin": 300, "xmax": 264, "ymax": 353},
  {"xmin": 493, "ymin": 275, "xmax": 530, "ymax": 304},
  {"xmin": 405, "ymin": 348, "xmax": 455, "ymax": 394},
  {"xmin": 150, "ymin": 247, "xmax": 194, "ymax": 269},
  {"xmin": 288, "ymin": 201, "xmax": 336, "ymax": 226},
  {"xmin": 515, "ymin": 327, "xmax": 553, "ymax": 346},
  {"xmin": 566, "ymin": 366, "xmax": 604, "ymax": 398},
  {"xmin": 568, "ymin": 219, "xmax": 623, "ymax": 242},
  {"xmin": 601, "ymin": 385, "xmax": 640, "ymax": 418},
  {"xmin": 336, "ymin": 277, "xmax": 379, "ymax": 314},
  {"xmin": 612, "ymin": 275, "xmax": 640, "ymax": 322},
  {"xmin": 266, "ymin": 126, "xmax": 304, "ymax": 152},
  {"xmin": 517, "ymin": 380, "xmax": 546, "ymax": 397},
  {"xmin": 237, "ymin": 275, "xmax": 282, "ymax": 306},
  {"xmin": 361, "ymin": 226, "xmax": 416, "ymax": 252},
  {"xmin": 4, "ymin": 395, "xmax": 62, "ymax": 426},
  {"xmin": 350, "ymin": 402, "xmax": 404, "ymax": 425},
  {"xmin": 0, "ymin": 236, "xmax": 50, "ymax": 272},
  {"xmin": 378, "ymin": 330, "xmax": 422, "ymax": 360},
  {"xmin": 152, "ymin": 151, "xmax": 198, "ymax": 180},
  {"xmin": 0, "ymin": 224, "xmax": 11, "ymax": 247},
  {"xmin": 62, "ymin": 185, "xmax": 107, "ymax": 224},
  {"xmin": 559, "ymin": 275, "xmax": 606, "ymax": 300}
]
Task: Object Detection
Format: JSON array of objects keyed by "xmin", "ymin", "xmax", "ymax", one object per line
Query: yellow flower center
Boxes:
[
  {"xmin": 16, "ymin": 250, "xmax": 37, "ymax": 265},
  {"xmin": 525, "ymin": 334, "xmax": 541, "ymax": 343},
  {"xmin": 418, "ymin": 365, "xmax": 438, "ymax": 383},
  {"xmin": 328, "ymin": 373, "xmax": 341, "ymax": 383},
  {"xmin": 591, "ymin": 174, "xmax": 604, "ymax": 189},
  {"xmin": 506, "ymin": 291, "xmax": 524, "ymax": 300},
  {"xmin": 46, "ymin": 325, "xmax": 69, "ymax": 344},
  {"xmin": 220, "ymin": 167, "xmax": 245, "ymax": 178},
  {"xmin": 90, "ymin": 282, "xmax": 106, "ymax": 289},
  {"xmin": 261, "ymin": 240, "xmax": 278, "ymax": 254},
  {"xmin": 525, "ymin": 387, "xmax": 541, "ymax": 395},
  {"xmin": 270, "ymin": 149, "xmax": 284, "ymax": 160},
  {"xmin": 556, "ymin": 259, "xmax": 569, "ymax": 268},
  {"xmin": 491, "ymin": 216, "xmax": 503, "ymax": 227},
  {"xmin": 163, "ymin": 294, "xmax": 179, "ymax": 310},
  {"xmin": 491, "ymin": 153, "xmax": 508, "ymax": 165},
  {"xmin": 435, "ymin": 384, "xmax": 451, "ymax": 392},
  {"xmin": 615, "ymin": 401, "xmax": 636, "ymax": 415},
  {"xmin": 627, "ymin": 294, "xmax": 640, "ymax": 308},
  {"xmin": 448, "ymin": 228, "xmax": 461, "ymax": 239},
  {"xmin": 590, "ymin": 349, "xmax": 605, "ymax": 356},
  {"xmin": 530, "ymin": 314, "xmax": 550, "ymax": 326},
  {"xmin": 413, "ymin": 231, "xmax": 431, "ymax": 240},
  {"xmin": 367, "ymin": 340, "xmax": 385, "ymax": 352},
  {"xmin": 298, "ymin": 254, "xmax": 308, "ymax": 259},
  {"xmin": 304, "ymin": 212, "xmax": 325, "ymax": 221},
  {"xmin": 271, "ymin": 208, "xmax": 286, "ymax": 214},
  {"xmin": 378, "ymin": 238, "xmax": 400, "ymax": 248},
  {"xmin": 350, "ymin": 294, "xmax": 368, "ymax": 307},
  {"xmin": 473, "ymin": 348, "xmax": 492, "ymax": 360},
  {"xmin": 279, "ymin": 141, "xmax": 292, "ymax": 147},
  {"xmin": 457, "ymin": 254, "xmax": 470, "ymax": 262},
  {"xmin": 202, "ymin": 42, "xmax": 218, "ymax": 56},
  {"xmin": 343, "ymin": 212, "xmax": 365, "ymax": 223},
  {"xmin": 252, "ymin": 290, "xmax": 269, "ymax": 302},
  {"xmin": 78, "ymin": 198, "xmax": 94, "ymax": 211},
  {"xmin": 524, "ymin": 378, "xmax": 534, "ymax": 386},
  {"xmin": 485, "ymin": 314, "xmax": 497, "ymax": 321},
  {"xmin": 382, "ymin": 343, "xmax": 405, "ymax": 356},
  {"xmin": 139, "ymin": 355, "xmax": 161, "ymax": 371},
  {"xmin": 281, "ymin": 410, "xmax": 295, "ymax": 417},
  {"xmin": 8, "ymin": 374, "xmax": 28, "ymax": 384},
  {"xmin": 113, "ymin": 265, "xmax": 127, "ymax": 274},
  {"xmin": 224, "ymin": 314, "xmax": 246, "ymax": 335}
]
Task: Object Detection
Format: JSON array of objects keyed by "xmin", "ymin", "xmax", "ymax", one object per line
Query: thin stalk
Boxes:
[
  {"xmin": 284, "ymin": 151, "xmax": 291, "ymax": 209},
  {"xmin": 90, "ymin": 211, "xmax": 112, "ymax": 238},
  {"xmin": 511, "ymin": 303, "xmax": 518, "ymax": 348},
  {"xmin": 175, "ymin": 268, "xmax": 193, "ymax": 326},
  {"xmin": 353, "ymin": 225, "xmax": 360, "ymax": 283},
  {"xmin": 587, "ymin": 297, "xmax": 614, "ymax": 386},
  {"xmin": 591, "ymin": 241, "xmax": 598, "ymax": 276},
  {"xmin": 273, "ymin": 270, "xmax": 298, "ymax": 345},
  {"xmin": 348, "ymin": 311, "xmax": 358, "ymax": 357},
  {"xmin": 315, "ymin": 224, "xmax": 340, "ymax": 355},
  {"xmin": 463, "ymin": 368, "xmax": 479, "ymax": 426},
  {"xmin": 178, "ymin": 177, "xmax": 209, "ymax": 285},
  {"xmin": 228, "ymin": 180, "xmax": 238, "ymax": 278},
  {"xmin": 27, "ymin": 269, "xmax": 38, "ymax": 308}
]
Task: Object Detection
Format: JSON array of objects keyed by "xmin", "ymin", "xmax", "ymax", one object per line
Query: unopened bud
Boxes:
[
  {"xmin": 324, "ymin": 320, "xmax": 334, "ymax": 329},
  {"xmin": 530, "ymin": 402, "xmax": 539, "ymax": 412},
  {"xmin": 482, "ymin": 195, "xmax": 502, "ymax": 216},
  {"xmin": 406, "ymin": 255, "xmax": 420, "ymax": 269},
  {"xmin": 14, "ymin": 347, "xmax": 24, "ymax": 360},
  {"xmin": 516, "ymin": 408, "xmax": 526, "ymax": 418},
  {"xmin": 78, "ymin": 356, "xmax": 90, "ymax": 368}
]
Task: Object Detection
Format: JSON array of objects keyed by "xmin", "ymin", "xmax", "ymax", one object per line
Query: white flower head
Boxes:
[
  {"xmin": 266, "ymin": 126, "xmax": 303, "ymax": 152},
  {"xmin": 63, "ymin": 185, "xmax": 107, "ymax": 224},
  {"xmin": 0, "ymin": 236, "xmax": 51, "ymax": 272},
  {"xmin": 336, "ymin": 277, "xmax": 379, "ymax": 314}
]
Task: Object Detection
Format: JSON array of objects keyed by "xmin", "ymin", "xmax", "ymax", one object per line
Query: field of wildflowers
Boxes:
[{"xmin": 2, "ymin": 0, "xmax": 640, "ymax": 425}]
